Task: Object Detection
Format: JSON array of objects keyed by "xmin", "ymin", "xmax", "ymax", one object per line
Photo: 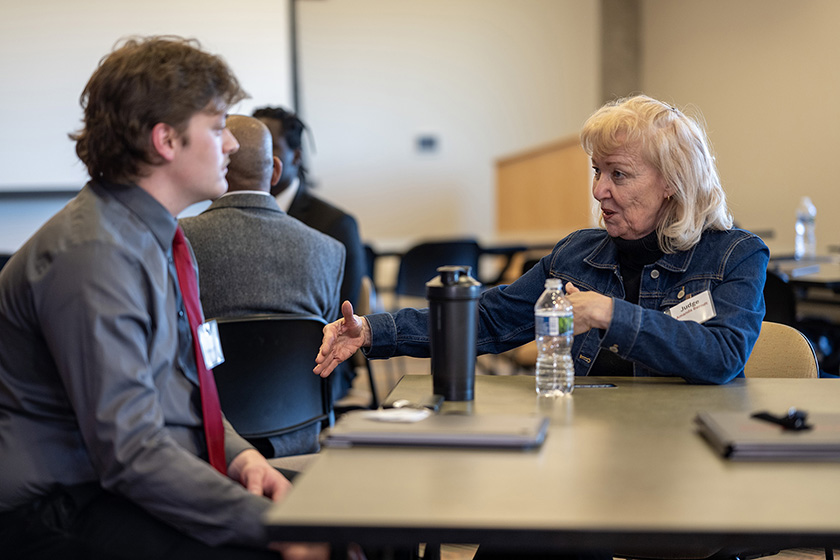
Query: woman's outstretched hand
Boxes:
[{"xmin": 313, "ymin": 301, "xmax": 372, "ymax": 378}]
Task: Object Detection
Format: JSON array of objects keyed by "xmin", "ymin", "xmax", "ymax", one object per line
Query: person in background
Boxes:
[
  {"xmin": 251, "ymin": 106, "xmax": 365, "ymax": 309},
  {"xmin": 253, "ymin": 105, "xmax": 365, "ymax": 400},
  {"xmin": 180, "ymin": 115, "xmax": 345, "ymax": 457},
  {"xmin": 314, "ymin": 95, "xmax": 769, "ymax": 389},
  {"xmin": 0, "ymin": 36, "xmax": 327, "ymax": 560},
  {"xmin": 181, "ymin": 115, "xmax": 345, "ymax": 322}
]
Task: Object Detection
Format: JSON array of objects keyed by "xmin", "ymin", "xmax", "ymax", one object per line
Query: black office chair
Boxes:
[
  {"xmin": 363, "ymin": 243, "xmax": 378, "ymax": 287},
  {"xmin": 393, "ymin": 239, "xmax": 512, "ymax": 378},
  {"xmin": 351, "ymin": 276, "xmax": 381, "ymax": 408},
  {"xmin": 333, "ymin": 276, "xmax": 383, "ymax": 413},
  {"xmin": 212, "ymin": 314, "xmax": 333, "ymax": 458},
  {"xmin": 521, "ymin": 257, "xmax": 542, "ymax": 276},
  {"xmin": 0, "ymin": 253, "xmax": 12, "ymax": 272},
  {"xmin": 763, "ymin": 269, "xmax": 797, "ymax": 325},
  {"xmin": 394, "ymin": 239, "xmax": 483, "ymax": 299},
  {"xmin": 764, "ymin": 268, "xmax": 840, "ymax": 376}
]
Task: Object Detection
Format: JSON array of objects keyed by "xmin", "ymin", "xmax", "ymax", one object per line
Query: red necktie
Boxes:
[{"xmin": 172, "ymin": 226, "xmax": 227, "ymax": 475}]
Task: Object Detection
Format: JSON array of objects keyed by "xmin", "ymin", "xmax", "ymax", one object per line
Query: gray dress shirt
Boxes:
[{"xmin": 0, "ymin": 181, "xmax": 271, "ymax": 547}]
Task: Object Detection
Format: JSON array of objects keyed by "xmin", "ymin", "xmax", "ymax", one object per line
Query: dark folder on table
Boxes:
[
  {"xmin": 323, "ymin": 411, "xmax": 549, "ymax": 450},
  {"xmin": 695, "ymin": 410, "xmax": 840, "ymax": 461}
]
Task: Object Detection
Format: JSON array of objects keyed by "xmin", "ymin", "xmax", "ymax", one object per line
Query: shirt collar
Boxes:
[
  {"xmin": 274, "ymin": 177, "xmax": 300, "ymax": 213},
  {"xmin": 220, "ymin": 190, "xmax": 273, "ymax": 199},
  {"xmin": 584, "ymin": 230, "xmax": 696, "ymax": 273},
  {"xmin": 95, "ymin": 179, "xmax": 178, "ymax": 251}
]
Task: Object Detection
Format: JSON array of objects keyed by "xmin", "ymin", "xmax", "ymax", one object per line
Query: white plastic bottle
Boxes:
[
  {"xmin": 534, "ymin": 278, "xmax": 574, "ymax": 396},
  {"xmin": 794, "ymin": 196, "xmax": 817, "ymax": 259}
]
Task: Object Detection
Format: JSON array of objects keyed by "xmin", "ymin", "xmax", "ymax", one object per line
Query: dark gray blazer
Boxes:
[{"xmin": 180, "ymin": 192, "xmax": 345, "ymax": 323}]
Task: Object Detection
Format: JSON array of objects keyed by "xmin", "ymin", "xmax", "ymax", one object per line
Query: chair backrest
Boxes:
[
  {"xmin": 349, "ymin": 275, "xmax": 380, "ymax": 409},
  {"xmin": 363, "ymin": 243, "xmax": 377, "ymax": 286},
  {"xmin": 356, "ymin": 275, "xmax": 380, "ymax": 316},
  {"xmin": 521, "ymin": 257, "xmax": 541, "ymax": 276},
  {"xmin": 395, "ymin": 239, "xmax": 482, "ymax": 298},
  {"xmin": 744, "ymin": 321, "xmax": 819, "ymax": 378},
  {"xmin": 212, "ymin": 314, "xmax": 332, "ymax": 441},
  {"xmin": 763, "ymin": 269, "xmax": 797, "ymax": 326}
]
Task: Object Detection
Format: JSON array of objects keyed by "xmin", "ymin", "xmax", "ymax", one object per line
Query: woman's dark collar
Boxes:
[{"xmin": 611, "ymin": 231, "xmax": 661, "ymax": 254}]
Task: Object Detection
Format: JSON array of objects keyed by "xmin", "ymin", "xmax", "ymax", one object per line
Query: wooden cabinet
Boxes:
[{"xmin": 495, "ymin": 136, "xmax": 594, "ymax": 234}]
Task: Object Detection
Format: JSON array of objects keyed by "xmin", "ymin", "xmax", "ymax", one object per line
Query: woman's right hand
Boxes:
[
  {"xmin": 564, "ymin": 281, "xmax": 614, "ymax": 334},
  {"xmin": 313, "ymin": 301, "xmax": 371, "ymax": 378}
]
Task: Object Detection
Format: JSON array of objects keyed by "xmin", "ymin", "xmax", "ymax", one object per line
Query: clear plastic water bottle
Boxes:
[
  {"xmin": 794, "ymin": 196, "xmax": 817, "ymax": 259},
  {"xmin": 534, "ymin": 278, "xmax": 574, "ymax": 397}
]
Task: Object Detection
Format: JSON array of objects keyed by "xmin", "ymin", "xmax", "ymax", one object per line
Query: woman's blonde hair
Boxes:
[{"xmin": 580, "ymin": 95, "xmax": 732, "ymax": 253}]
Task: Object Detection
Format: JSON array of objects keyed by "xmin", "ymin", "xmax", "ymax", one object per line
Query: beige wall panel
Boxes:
[
  {"xmin": 496, "ymin": 138, "xmax": 592, "ymax": 233},
  {"xmin": 641, "ymin": 0, "xmax": 840, "ymax": 255}
]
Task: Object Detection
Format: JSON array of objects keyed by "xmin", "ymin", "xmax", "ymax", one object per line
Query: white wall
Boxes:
[
  {"xmin": 641, "ymin": 0, "xmax": 840, "ymax": 254},
  {"xmin": 14, "ymin": 1, "xmax": 830, "ymax": 256},
  {"xmin": 296, "ymin": 0, "xmax": 601, "ymax": 243},
  {"xmin": 0, "ymin": 0, "xmax": 291, "ymax": 252},
  {"xmin": 0, "ymin": 0, "xmax": 292, "ymax": 191}
]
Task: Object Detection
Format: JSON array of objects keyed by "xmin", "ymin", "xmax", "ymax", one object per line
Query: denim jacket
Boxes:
[{"xmin": 367, "ymin": 228, "xmax": 768, "ymax": 384}]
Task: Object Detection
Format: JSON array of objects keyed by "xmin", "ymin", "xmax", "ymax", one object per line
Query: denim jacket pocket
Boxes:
[{"xmin": 658, "ymin": 278, "xmax": 713, "ymax": 311}]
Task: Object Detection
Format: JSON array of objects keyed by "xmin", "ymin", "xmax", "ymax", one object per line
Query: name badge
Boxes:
[
  {"xmin": 667, "ymin": 290, "xmax": 716, "ymax": 324},
  {"xmin": 197, "ymin": 319, "xmax": 225, "ymax": 369}
]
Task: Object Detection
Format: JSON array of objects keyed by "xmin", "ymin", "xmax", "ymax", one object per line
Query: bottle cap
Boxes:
[{"xmin": 426, "ymin": 265, "xmax": 482, "ymax": 301}]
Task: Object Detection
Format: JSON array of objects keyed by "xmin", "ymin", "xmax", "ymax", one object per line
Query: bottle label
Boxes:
[{"xmin": 535, "ymin": 315, "xmax": 573, "ymax": 336}]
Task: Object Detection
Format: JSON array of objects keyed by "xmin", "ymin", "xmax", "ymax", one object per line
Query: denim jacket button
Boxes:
[
  {"xmin": 650, "ymin": 269, "xmax": 660, "ymax": 279},
  {"xmin": 677, "ymin": 288, "xmax": 685, "ymax": 298},
  {"xmin": 610, "ymin": 344, "xmax": 619, "ymax": 353}
]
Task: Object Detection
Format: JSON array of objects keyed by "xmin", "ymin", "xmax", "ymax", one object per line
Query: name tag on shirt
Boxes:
[
  {"xmin": 197, "ymin": 320, "xmax": 225, "ymax": 369},
  {"xmin": 667, "ymin": 290, "xmax": 716, "ymax": 324}
]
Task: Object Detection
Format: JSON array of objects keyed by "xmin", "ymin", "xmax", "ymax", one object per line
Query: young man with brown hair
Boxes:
[{"xmin": 0, "ymin": 36, "xmax": 326, "ymax": 560}]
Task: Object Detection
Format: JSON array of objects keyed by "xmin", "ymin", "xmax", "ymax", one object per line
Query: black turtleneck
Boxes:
[{"xmin": 588, "ymin": 231, "xmax": 663, "ymax": 377}]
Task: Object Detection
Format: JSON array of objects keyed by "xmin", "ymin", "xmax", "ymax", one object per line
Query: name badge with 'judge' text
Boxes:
[{"xmin": 667, "ymin": 290, "xmax": 716, "ymax": 324}]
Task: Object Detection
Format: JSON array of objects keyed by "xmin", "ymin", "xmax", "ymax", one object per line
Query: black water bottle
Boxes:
[{"xmin": 426, "ymin": 265, "xmax": 482, "ymax": 401}]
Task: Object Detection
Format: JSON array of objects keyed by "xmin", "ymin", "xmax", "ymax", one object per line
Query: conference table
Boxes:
[
  {"xmin": 264, "ymin": 375, "xmax": 840, "ymax": 556},
  {"xmin": 770, "ymin": 254, "xmax": 840, "ymax": 291}
]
